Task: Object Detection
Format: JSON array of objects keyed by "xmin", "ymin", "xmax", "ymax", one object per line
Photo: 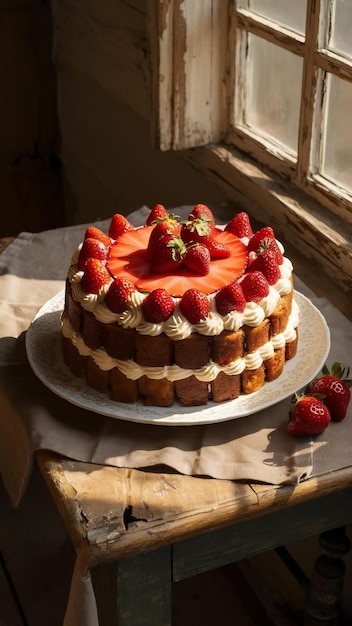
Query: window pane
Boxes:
[
  {"xmin": 244, "ymin": 34, "xmax": 303, "ymax": 155},
  {"xmin": 321, "ymin": 74, "xmax": 352, "ymax": 192},
  {"xmin": 239, "ymin": 0, "xmax": 307, "ymax": 35},
  {"xmin": 328, "ymin": 0, "xmax": 352, "ymax": 59}
]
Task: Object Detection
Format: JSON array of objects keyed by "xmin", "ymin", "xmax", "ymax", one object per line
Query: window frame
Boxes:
[
  {"xmin": 150, "ymin": 0, "xmax": 352, "ymax": 291},
  {"xmin": 228, "ymin": 0, "xmax": 352, "ymax": 224}
]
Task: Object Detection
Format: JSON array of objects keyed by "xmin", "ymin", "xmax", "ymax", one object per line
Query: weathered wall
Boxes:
[
  {"xmin": 51, "ymin": 0, "xmax": 234, "ymax": 226},
  {"xmin": 2, "ymin": 0, "xmax": 233, "ymax": 236},
  {"xmin": 57, "ymin": 64, "xmax": 234, "ymax": 226},
  {"xmin": 0, "ymin": 0, "xmax": 64, "ymax": 237}
]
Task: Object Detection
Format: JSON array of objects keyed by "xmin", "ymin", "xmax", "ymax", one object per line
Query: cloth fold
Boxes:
[{"xmin": 0, "ymin": 333, "xmax": 313, "ymax": 504}]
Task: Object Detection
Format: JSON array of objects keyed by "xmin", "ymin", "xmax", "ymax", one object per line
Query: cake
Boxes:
[{"xmin": 61, "ymin": 205, "xmax": 299, "ymax": 407}]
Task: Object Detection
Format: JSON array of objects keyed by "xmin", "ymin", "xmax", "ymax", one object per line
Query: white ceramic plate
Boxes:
[{"xmin": 25, "ymin": 290, "xmax": 330, "ymax": 426}]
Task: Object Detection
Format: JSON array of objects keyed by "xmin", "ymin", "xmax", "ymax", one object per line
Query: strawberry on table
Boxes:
[
  {"xmin": 307, "ymin": 362, "xmax": 351, "ymax": 422},
  {"xmin": 215, "ymin": 281, "xmax": 246, "ymax": 315},
  {"xmin": 287, "ymin": 394, "xmax": 331, "ymax": 436},
  {"xmin": 150, "ymin": 234, "xmax": 187, "ymax": 274},
  {"xmin": 108, "ymin": 214, "xmax": 134, "ymax": 239},
  {"xmin": 77, "ymin": 237, "xmax": 108, "ymax": 270},
  {"xmin": 183, "ymin": 244, "xmax": 210, "ymax": 276},
  {"xmin": 225, "ymin": 212, "xmax": 253, "ymax": 239},
  {"xmin": 105, "ymin": 277, "xmax": 135, "ymax": 313},
  {"xmin": 179, "ymin": 288, "xmax": 210, "ymax": 324},
  {"xmin": 240, "ymin": 271, "xmax": 270, "ymax": 303},
  {"xmin": 80, "ymin": 259, "xmax": 111, "ymax": 294},
  {"xmin": 142, "ymin": 288, "xmax": 175, "ymax": 323},
  {"xmin": 146, "ymin": 204, "xmax": 168, "ymax": 225},
  {"xmin": 84, "ymin": 226, "xmax": 111, "ymax": 248}
]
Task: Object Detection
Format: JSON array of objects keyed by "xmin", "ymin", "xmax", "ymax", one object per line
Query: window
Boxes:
[
  {"xmin": 230, "ymin": 0, "xmax": 352, "ymax": 222},
  {"xmin": 152, "ymin": 0, "xmax": 352, "ymax": 291}
]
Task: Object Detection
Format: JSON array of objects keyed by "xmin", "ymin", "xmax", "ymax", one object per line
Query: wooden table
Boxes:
[
  {"xmin": 36, "ymin": 450, "xmax": 352, "ymax": 625},
  {"xmin": 33, "ymin": 238, "xmax": 351, "ymax": 626}
]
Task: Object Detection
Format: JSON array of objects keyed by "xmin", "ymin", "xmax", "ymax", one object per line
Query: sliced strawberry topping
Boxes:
[
  {"xmin": 188, "ymin": 204, "xmax": 216, "ymax": 231},
  {"xmin": 109, "ymin": 214, "xmax": 134, "ymax": 239},
  {"xmin": 77, "ymin": 237, "xmax": 108, "ymax": 270},
  {"xmin": 248, "ymin": 227, "xmax": 275, "ymax": 253},
  {"xmin": 107, "ymin": 227, "xmax": 247, "ymax": 296},
  {"xmin": 249, "ymin": 245, "xmax": 281, "ymax": 285},
  {"xmin": 248, "ymin": 227, "xmax": 284, "ymax": 265},
  {"xmin": 80, "ymin": 259, "xmax": 111, "ymax": 294},
  {"xmin": 267, "ymin": 238, "xmax": 284, "ymax": 265},
  {"xmin": 181, "ymin": 218, "xmax": 230, "ymax": 258},
  {"xmin": 84, "ymin": 226, "xmax": 111, "ymax": 247},
  {"xmin": 181, "ymin": 217, "xmax": 211, "ymax": 243},
  {"xmin": 179, "ymin": 289, "xmax": 210, "ymax": 324},
  {"xmin": 142, "ymin": 288, "xmax": 175, "ymax": 323},
  {"xmin": 146, "ymin": 204, "xmax": 168, "ymax": 225},
  {"xmin": 225, "ymin": 212, "xmax": 253, "ymax": 239},
  {"xmin": 105, "ymin": 277, "xmax": 135, "ymax": 313},
  {"xmin": 183, "ymin": 244, "xmax": 210, "ymax": 276},
  {"xmin": 240, "ymin": 271, "xmax": 269, "ymax": 303},
  {"xmin": 206, "ymin": 238, "xmax": 230, "ymax": 259},
  {"xmin": 146, "ymin": 218, "xmax": 182, "ymax": 258},
  {"xmin": 215, "ymin": 281, "xmax": 246, "ymax": 315},
  {"xmin": 151, "ymin": 234, "xmax": 187, "ymax": 274}
]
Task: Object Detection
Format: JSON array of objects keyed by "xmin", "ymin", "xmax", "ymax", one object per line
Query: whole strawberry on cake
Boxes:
[{"xmin": 61, "ymin": 204, "xmax": 299, "ymax": 407}]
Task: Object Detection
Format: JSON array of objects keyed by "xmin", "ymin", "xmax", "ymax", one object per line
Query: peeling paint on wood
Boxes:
[
  {"xmin": 37, "ymin": 449, "xmax": 352, "ymax": 574},
  {"xmin": 186, "ymin": 144, "xmax": 352, "ymax": 295},
  {"xmin": 152, "ymin": 0, "xmax": 228, "ymax": 150}
]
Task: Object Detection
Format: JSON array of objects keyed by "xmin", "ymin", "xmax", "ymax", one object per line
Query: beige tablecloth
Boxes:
[{"xmin": 0, "ymin": 206, "xmax": 351, "ymax": 626}]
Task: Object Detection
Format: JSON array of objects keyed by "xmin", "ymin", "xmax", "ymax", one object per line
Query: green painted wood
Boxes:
[
  {"xmin": 117, "ymin": 546, "xmax": 172, "ymax": 626},
  {"xmin": 173, "ymin": 486, "xmax": 352, "ymax": 581},
  {"xmin": 94, "ymin": 546, "xmax": 173, "ymax": 626}
]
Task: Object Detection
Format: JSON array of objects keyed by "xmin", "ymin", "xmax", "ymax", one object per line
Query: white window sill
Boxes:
[{"xmin": 184, "ymin": 143, "xmax": 352, "ymax": 321}]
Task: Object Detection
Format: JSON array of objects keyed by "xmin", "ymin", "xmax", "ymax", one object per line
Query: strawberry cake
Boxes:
[{"xmin": 61, "ymin": 205, "xmax": 299, "ymax": 407}]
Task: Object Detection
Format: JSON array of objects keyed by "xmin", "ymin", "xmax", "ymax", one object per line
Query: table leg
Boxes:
[
  {"xmin": 304, "ymin": 527, "xmax": 351, "ymax": 625},
  {"xmin": 92, "ymin": 545, "xmax": 173, "ymax": 626}
]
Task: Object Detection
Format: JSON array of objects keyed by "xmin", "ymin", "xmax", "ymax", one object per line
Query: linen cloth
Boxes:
[{"xmin": 0, "ymin": 206, "xmax": 351, "ymax": 626}]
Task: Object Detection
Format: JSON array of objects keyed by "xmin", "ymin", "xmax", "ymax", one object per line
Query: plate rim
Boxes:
[{"xmin": 25, "ymin": 290, "xmax": 331, "ymax": 426}]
